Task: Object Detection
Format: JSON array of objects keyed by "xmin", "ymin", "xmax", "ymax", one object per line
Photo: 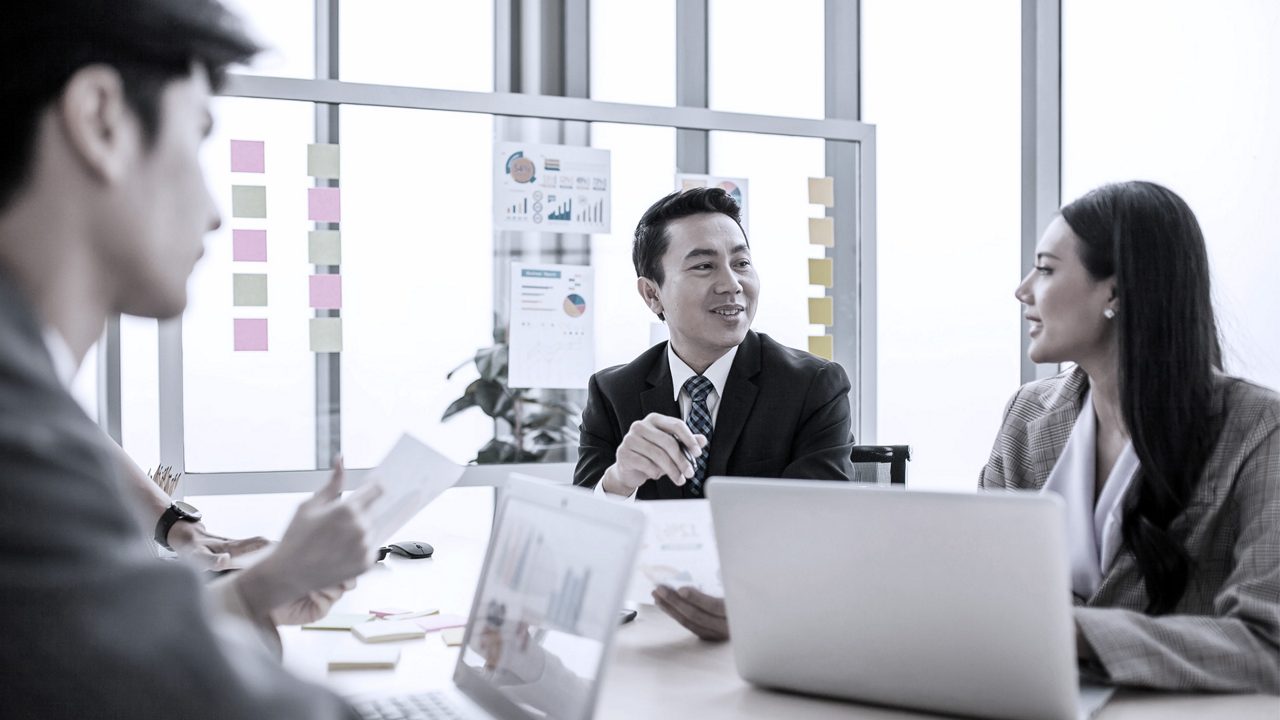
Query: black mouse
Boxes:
[{"xmin": 383, "ymin": 540, "xmax": 434, "ymax": 559}]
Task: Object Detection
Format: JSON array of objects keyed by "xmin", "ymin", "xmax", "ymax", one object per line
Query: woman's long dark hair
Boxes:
[{"xmin": 1060, "ymin": 181, "xmax": 1222, "ymax": 615}]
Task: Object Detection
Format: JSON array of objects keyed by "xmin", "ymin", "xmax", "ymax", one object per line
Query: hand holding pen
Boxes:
[{"xmin": 599, "ymin": 413, "xmax": 708, "ymax": 496}]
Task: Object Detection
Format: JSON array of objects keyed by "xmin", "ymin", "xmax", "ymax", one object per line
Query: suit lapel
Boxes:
[
  {"xmin": 1025, "ymin": 368, "xmax": 1089, "ymax": 490},
  {"xmin": 706, "ymin": 332, "xmax": 760, "ymax": 478},
  {"xmin": 639, "ymin": 345, "xmax": 683, "ymax": 500}
]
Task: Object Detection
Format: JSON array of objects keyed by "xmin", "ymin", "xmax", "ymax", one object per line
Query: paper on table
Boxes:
[
  {"xmin": 328, "ymin": 646, "xmax": 400, "ymax": 671},
  {"xmin": 361, "ymin": 434, "xmax": 466, "ymax": 547},
  {"xmin": 415, "ymin": 613, "xmax": 468, "ymax": 633},
  {"xmin": 352, "ymin": 620, "xmax": 425, "ymax": 643},
  {"xmin": 303, "ymin": 613, "xmax": 373, "ymax": 631},
  {"xmin": 627, "ymin": 499, "xmax": 722, "ymax": 605},
  {"xmin": 441, "ymin": 627, "xmax": 466, "ymax": 646}
]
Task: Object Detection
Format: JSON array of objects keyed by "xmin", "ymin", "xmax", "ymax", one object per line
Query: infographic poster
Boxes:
[
  {"xmin": 495, "ymin": 143, "xmax": 611, "ymax": 234},
  {"xmin": 675, "ymin": 174, "xmax": 750, "ymax": 235},
  {"xmin": 508, "ymin": 263, "xmax": 595, "ymax": 390}
]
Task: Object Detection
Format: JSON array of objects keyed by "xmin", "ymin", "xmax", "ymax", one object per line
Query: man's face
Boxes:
[
  {"xmin": 645, "ymin": 213, "xmax": 759, "ymax": 360},
  {"xmin": 99, "ymin": 66, "xmax": 219, "ymax": 319}
]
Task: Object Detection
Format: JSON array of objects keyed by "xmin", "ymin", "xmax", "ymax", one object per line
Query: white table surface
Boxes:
[{"xmin": 193, "ymin": 489, "xmax": 1280, "ymax": 720}]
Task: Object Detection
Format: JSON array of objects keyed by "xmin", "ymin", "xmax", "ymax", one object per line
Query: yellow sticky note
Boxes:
[
  {"xmin": 808, "ymin": 335, "xmax": 834, "ymax": 360},
  {"xmin": 809, "ymin": 297, "xmax": 833, "ymax": 326},
  {"xmin": 809, "ymin": 217, "xmax": 834, "ymax": 246},
  {"xmin": 309, "ymin": 230, "xmax": 342, "ymax": 265},
  {"xmin": 808, "ymin": 177, "xmax": 835, "ymax": 207},
  {"xmin": 231, "ymin": 185, "xmax": 267, "ymax": 218},
  {"xmin": 441, "ymin": 627, "xmax": 466, "ymax": 646},
  {"xmin": 232, "ymin": 273, "xmax": 268, "ymax": 307},
  {"xmin": 809, "ymin": 258, "xmax": 833, "ymax": 287},
  {"xmin": 310, "ymin": 317, "xmax": 343, "ymax": 353},
  {"xmin": 307, "ymin": 143, "xmax": 341, "ymax": 178}
]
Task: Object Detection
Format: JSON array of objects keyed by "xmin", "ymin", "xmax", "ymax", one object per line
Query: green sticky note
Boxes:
[
  {"xmin": 808, "ymin": 258, "xmax": 833, "ymax": 287},
  {"xmin": 309, "ymin": 230, "xmax": 342, "ymax": 265},
  {"xmin": 808, "ymin": 335, "xmax": 834, "ymax": 360},
  {"xmin": 231, "ymin": 185, "xmax": 267, "ymax": 218},
  {"xmin": 303, "ymin": 613, "xmax": 371, "ymax": 631},
  {"xmin": 808, "ymin": 217, "xmax": 834, "ymax": 247},
  {"xmin": 232, "ymin": 273, "xmax": 268, "ymax": 306},
  {"xmin": 809, "ymin": 297, "xmax": 833, "ymax": 326},
  {"xmin": 310, "ymin": 317, "xmax": 343, "ymax": 353},
  {"xmin": 308, "ymin": 143, "xmax": 341, "ymax": 179}
]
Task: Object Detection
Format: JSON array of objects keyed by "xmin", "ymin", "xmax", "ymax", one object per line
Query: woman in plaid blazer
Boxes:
[{"xmin": 980, "ymin": 181, "xmax": 1279, "ymax": 694}]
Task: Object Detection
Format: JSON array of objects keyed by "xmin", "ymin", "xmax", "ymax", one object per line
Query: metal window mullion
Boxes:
[
  {"xmin": 1021, "ymin": 0, "xmax": 1061, "ymax": 383},
  {"xmin": 676, "ymin": 0, "xmax": 709, "ymax": 174},
  {"xmin": 826, "ymin": 0, "xmax": 872, "ymax": 443},
  {"xmin": 99, "ymin": 315, "xmax": 123, "ymax": 444},
  {"xmin": 314, "ymin": 0, "xmax": 341, "ymax": 469}
]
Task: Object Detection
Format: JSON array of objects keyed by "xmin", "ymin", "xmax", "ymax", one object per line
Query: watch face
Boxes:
[{"xmin": 174, "ymin": 501, "xmax": 202, "ymax": 520}]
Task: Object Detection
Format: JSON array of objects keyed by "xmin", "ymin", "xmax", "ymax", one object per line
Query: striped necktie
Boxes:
[{"xmin": 683, "ymin": 375, "xmax": 715, "ymax": 496}]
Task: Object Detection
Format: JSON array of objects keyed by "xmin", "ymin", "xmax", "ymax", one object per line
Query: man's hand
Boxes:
[
  {"xmin": 652, "ymin": 585, "xmax": 729, "ymax": 641},
  {"xmin": 601, "ymin": 413, "xmax": 707, "ymax": 496},
  {"xmin": 234, "ymin": 458, "xmax": 383, "ymax": 619},
  {"xmin": 270, "ymin": 580, "xmax": 355, "ymax": 626},
  {"xmin": 167, "ymin": 521, "xmax": 270, "ymax": 571}
]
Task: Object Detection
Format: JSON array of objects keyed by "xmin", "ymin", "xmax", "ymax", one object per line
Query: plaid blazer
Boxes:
[{"xmin": 979, "ymin": 366, "xmax": 1280, "ymax": 694}]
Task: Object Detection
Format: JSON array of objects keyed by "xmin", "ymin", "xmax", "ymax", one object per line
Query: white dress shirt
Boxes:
[
  {"xmin": 596, "ymin": 344, "xmax": 739, "ymax": 500},
  {"xmin": 1041, "ymin": 390, "xmax": 1141, "ymax": 600}
]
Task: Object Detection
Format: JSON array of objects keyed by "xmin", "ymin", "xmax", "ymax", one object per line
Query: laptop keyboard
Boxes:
[{"xmin": 352, "ymin": 691, "xmax": 468, "ymax": 720}]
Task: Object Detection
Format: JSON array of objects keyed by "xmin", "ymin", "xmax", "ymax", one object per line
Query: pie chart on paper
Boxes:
[{"xmin": 563, "ymin": 293, "xmax": 587, "ymax": 317}]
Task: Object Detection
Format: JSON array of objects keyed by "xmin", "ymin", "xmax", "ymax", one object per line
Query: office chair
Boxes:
[{"xmin": 850, "ymin": 444, "xmax": 911, "ymax": 485}]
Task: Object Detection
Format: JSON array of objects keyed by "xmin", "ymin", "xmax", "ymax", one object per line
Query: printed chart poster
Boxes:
[
  {"xmin": 495, "ymin": 142, "xmax": 611, "ymax": 234},
  {"xmin": 508, "ymin": 263, "xmax": 595, "ymax": 389},
  {"xmin": 675, "ymin": 174, "xmax": 749, "ymax": 235}
]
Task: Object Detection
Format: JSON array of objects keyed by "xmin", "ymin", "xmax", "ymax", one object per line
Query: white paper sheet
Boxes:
[
  {"xmin": 508, "ymin": 263, "xmax": 595, "ymax": 390},
  {"xmin": 363, "ymin": 434, "xmax": 466, "ymax": 546},
  {"xmin": 495, "ymin": 142, "xmax": 611, "ymax": 234},
  {"xmin": 627, "ymin": 499, "xmax": 723, "ymax": 604}
]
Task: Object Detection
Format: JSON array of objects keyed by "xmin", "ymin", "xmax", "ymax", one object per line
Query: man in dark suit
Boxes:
[
  {"xmin": 574, "ymin": 187, "xmax": 854, "ymax": 639},
  {"xmin": 0, "ymin": 2, "xmax": 380, "ymax": 717}
]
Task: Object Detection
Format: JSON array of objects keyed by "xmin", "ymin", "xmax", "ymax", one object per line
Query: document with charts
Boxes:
[
  {"xmin": 495, "ymin": 141, "xmax": 611, "ymax": 234},
  {"xmin": 628, "ymin": 499, "xmax": 723, "ymax": 604},
  {"xmin": 508, "ymin": 263, "xmax": 594, "ymax": 389}
]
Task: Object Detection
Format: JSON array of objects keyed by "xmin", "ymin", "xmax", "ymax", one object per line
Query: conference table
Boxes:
[{"xmin": 193, "ymin": 487, "xmax": 1279, "ymax": 719}]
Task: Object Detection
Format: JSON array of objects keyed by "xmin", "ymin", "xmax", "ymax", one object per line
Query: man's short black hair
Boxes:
[
  {"xmin": 0, "ymin": 0, "xmax": 260, "ymax": 211},
  {"xmin": 632, "ymin": 187, "xmax": 747, "ymax": 286}
]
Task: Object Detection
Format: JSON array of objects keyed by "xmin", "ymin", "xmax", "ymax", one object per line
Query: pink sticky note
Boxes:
[
  {"xmin": 230, "ymin": 140, "xmax": 265, "ymax": 173},
  {"xmin": 308, "ymin": 187, "xmax": 341, "ymax": 223},
  {"xmin": 309, "ymin": 274, "xmax": 342, "ymax": 309},
  {"xmin": 232, "ymin": 229, "xmax": 267, "ymax": 262},
  {"xmin": 234, "ymin": 318, "xmax": 268, "ymax": 351}
]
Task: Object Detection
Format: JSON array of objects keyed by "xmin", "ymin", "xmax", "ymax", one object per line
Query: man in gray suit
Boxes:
[{"xmin": 0, "ymin": 1, "xmax": 379, "ymax": 717}]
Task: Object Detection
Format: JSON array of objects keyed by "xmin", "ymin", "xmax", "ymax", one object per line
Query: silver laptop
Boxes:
[
  {"xmin": 707, "ymin": 478, "xmax": 1115, "ymax": 720},
  {"xmin": 353, "ymin": 477, "xmax": 644, "ymax": 720}
]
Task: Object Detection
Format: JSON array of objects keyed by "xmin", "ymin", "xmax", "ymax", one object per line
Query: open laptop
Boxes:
[
  {"xmin": 352, "ymin": 477, "xmax": 644, "ymax": 720},
  {"xmin": 706, "ymin": 478, "xmax": 1115, "ymax": 720}
]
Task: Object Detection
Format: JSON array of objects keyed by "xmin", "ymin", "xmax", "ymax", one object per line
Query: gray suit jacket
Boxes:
[
  {"xmin": 0, "ymin": 270, "xmax": 355, "ymax": 719},
  {"xmin": 980, "ymin": 366, "xmax": 1280, "ymax": 693}
]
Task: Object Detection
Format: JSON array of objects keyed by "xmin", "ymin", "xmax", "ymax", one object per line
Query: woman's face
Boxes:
[{"xmin": 1015, "ymin": 216, "xmax": 1117, "ymax": 366}]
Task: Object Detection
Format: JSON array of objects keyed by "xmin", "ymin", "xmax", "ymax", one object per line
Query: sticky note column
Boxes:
[
  {"xmin": 807, "ymin": 177, "xmax": 835, "ymax": 360},
  {"xmin": 308, "ymin": 144, "xmax": 342, "ymax": 353},
  {"xmin": 230, "ymin": 140, "xmax": 268, "ymax": 351}
]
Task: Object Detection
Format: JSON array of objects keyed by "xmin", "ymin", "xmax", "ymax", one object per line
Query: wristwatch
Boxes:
[{"xmin": 154, "ymin": 501, "xmax": 202, "ymax": 550}]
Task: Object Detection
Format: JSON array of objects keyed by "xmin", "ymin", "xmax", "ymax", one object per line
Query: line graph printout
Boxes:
[
  {"xmin": 508, "ymin": 263, "xmax": 594, "ymax": 389},
  {"xmin": 495, "ymin": 142, "xmax": 611, "ymax": 234}
]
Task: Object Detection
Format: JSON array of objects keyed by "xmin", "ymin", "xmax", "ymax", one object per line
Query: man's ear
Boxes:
[
  {"xmin": 636, "ymin": 276, "xmax": 663, "ymax": 317},
  {"xmin": 57, "ymin": 65, "xmax": 139, "ymax": 184}
]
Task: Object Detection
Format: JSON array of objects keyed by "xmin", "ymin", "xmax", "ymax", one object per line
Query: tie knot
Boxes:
[{"xmin": 683, "ymin": 375, "xmax": 715, "ymax": 403}]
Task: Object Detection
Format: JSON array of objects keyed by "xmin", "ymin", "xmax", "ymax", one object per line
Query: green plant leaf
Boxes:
[{"xmin": 440, "ymin": 393, "xmax": 477, "ymax": 421}]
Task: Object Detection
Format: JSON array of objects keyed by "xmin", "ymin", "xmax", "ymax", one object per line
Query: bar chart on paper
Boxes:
[{"xmin": 495, "ymin": 142, "xmax": 610, "ymax": 233}]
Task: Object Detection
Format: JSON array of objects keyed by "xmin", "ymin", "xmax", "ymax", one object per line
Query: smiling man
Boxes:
[{"xmin": 574, "ymin": 188, "xmax": 854, "ymax": 639}]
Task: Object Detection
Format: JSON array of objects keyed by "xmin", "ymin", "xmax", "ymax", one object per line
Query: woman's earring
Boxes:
[{"xmin": 1103, "ymin": 308, "xmax": 1116, "ymax": 320}]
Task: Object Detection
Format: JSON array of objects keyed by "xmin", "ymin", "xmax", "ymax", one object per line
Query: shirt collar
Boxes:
[
  {"xmin": 42, "ymin": 326, "xmax": 80, "ymax": 390},
  {"xmin": 668, "ymin": 343, "xmax": 738, "ymax": 402}
]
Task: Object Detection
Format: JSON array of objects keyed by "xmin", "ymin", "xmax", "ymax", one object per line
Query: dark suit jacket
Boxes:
[
  {"xmin": 0, "ymin": 270, "xmax": 355, "ymax": 719},
  {"xmin": 575, "ymin": 331, "xmax": 854, "ymax": 499}
]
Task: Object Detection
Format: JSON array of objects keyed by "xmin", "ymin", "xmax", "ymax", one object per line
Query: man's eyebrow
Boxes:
[
  {"xmin": 1036, "ymin": 252, "xmax": 1060, "ymax": 261},
  {"xmin": 683, "ymin": 248, "xmax": 719, "ymax": 260},
  {"xmin": 730, "ymin": 243, "xmax": 749, "ymax": 254}
]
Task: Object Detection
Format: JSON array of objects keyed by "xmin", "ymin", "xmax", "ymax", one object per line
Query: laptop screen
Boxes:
[{"xmin": 457, "ymin": 491, "xmax": 634, "ymax": 720}]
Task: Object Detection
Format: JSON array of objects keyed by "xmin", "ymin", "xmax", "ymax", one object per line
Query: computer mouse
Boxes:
[{"xmin": 385, "ymin": 540, "xmax": 434, "ymax": 559}]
